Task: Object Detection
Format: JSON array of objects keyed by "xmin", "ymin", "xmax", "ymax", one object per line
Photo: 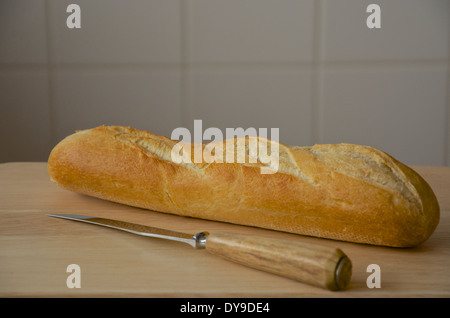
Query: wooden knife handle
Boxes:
[{"xmin": 205, "ymin": 232, "xmax": 352, "ymax": 291}]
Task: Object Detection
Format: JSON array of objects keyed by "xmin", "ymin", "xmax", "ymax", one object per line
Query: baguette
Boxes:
[{"xmin": 47, "ymin": 125, "xmax": 440, "ymax": 247}]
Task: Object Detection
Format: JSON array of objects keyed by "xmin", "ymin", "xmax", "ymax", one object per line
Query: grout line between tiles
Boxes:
[
  {"xmin": 0, "ymin": 64, "xmax": 48, "ymax": 71},
  {"xmin": 38, "ymin": 63, "xmax": 183, "ymax": 71},
  {"xmin": 180, "ymin": 0, "xmax": 190, "ymax": 131},
  {"xmin": 44, "ymin": 0, "xmax": 57, "ymax": 148},
  {"xmin": 318, "ymin": 59, "xmax": 448, "ymax": 70},
  {"xmin": 445, "ymin": 26, "xmax": 450, "ymax": 167},
  {"xmin": 183, "ymin": 62, "xmax": 313, "ymax": 72},
  {"xmin": 445, "ymin": 56, "xmax": 450, "ymax": 166},
  {"xmin": 6, "ymin": 59, "xmax": 444, "ymax": 72},
  {"xmin": 311, "ymin": 0, "xmax": 324, "ymax": 145},
  {"xmin": 4, "ymin": 59, "xmax": 447, "ymax": 71}
]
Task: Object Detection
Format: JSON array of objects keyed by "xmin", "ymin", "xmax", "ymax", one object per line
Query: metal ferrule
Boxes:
[{"xmin": 193, "ymin": 231, "xmax": 209, "ymax": 249}]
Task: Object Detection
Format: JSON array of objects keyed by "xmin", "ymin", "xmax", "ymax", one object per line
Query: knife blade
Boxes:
[{"xmin": 47, "ymin": 213, "xmax": 352, "ymax": 291}]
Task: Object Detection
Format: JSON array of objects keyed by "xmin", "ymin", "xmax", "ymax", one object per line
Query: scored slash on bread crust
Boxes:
[{"xmin": 47, "ymin": 125, "xmax": 440, "ymax": 247}]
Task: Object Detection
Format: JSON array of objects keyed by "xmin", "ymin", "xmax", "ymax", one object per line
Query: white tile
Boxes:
[
  {"xmin": 189, "ymin": 0, "xmax": 315, "ymax": 63},
  {"xmin": 0, "ymin": 0, "xmax": 47, "ymax": 64},
  {"xmin": 0, "ymin": 69, "xmax": 51, "ymax": 162},
  {"xmin": 48, "ymin": 0, "xmax": 181, "ymax": 64},
  {"xmin": 322, "ymin": 0, "xmax": 450, "ymax": 61},
  {"xmin": 187, "ymin": 68, "xmax": 313, "ymax": 147},
  {"xmin": 52, "ymin": 67, "xmax": 182, "ymax": 141},
  {"xmin": 319, "ymin": 66, "xmax": 448, "ymax": 166}
]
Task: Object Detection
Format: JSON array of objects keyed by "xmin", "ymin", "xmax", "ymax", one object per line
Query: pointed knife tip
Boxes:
[{"xmin": 46, "ymin": 213, "xmax": 69, "ymax": 220}]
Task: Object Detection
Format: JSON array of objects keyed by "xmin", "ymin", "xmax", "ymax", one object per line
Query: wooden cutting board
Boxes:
[{"xmin": 1, "ymin": 162, "xmax": 449, "ymax": 297}]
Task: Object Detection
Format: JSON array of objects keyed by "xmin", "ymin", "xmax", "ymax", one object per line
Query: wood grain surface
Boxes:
[{"xmin": 0, "ymin": 162, "xmax": 449, "ymax": 297}]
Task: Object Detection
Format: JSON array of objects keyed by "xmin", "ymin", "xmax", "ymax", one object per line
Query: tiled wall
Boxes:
[{"xmin": 1, "ymin": 0, "xmax": 449, "ymax": 166}]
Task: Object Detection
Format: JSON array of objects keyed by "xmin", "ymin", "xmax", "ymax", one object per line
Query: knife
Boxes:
[{"xmin": 47, "ymin": 213, "xmax": 352, "ymax": 290}]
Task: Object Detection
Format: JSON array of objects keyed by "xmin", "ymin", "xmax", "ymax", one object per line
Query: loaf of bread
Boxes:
[{"xmin": 47, "ymin": 125, "xmax": 440, "ymax": 247}]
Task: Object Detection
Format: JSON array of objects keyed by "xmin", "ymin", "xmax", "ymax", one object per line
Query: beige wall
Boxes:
[{"xmin": 1, "ymin": 0, "xmax": 449, "ymax": 166}]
